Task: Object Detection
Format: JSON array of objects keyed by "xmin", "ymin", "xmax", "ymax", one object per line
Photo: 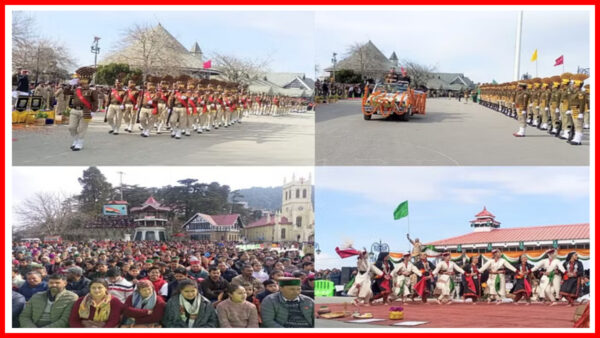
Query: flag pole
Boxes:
[{"xmin": 536, "ymin": 60, "xmax": 538, "ymax": 78}]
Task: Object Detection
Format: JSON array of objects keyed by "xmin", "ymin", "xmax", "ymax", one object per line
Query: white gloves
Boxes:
[
  {"xmin": 555, "ymin": 108, "xmax": 560, "ymax": 113},
  {"xmin": 181, "ymin": 95, "xmax": 187, "ymax": 100},
  {"xmin": 545, "ymin": 107, "xmax": 549, "ymax": 111},
  {"xmin": 168, "ymin": 109, "xmax": 172, "ymax": 114},
  {"xmin": 566, "ymin": 110, "xmax": 572, "ymax": 115},
  {"xmin": 119, "ymin": 105, "xmax": 125, "ymax": 110},
  {"xmin": 148, "ymin": 100, "xmax": 153, "ymax": 105}
]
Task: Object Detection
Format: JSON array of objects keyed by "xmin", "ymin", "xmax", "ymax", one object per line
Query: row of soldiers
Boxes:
[
  {"xmin": 479, "ymin": 73, "xmax": 590, "ymax": 145},
  {"xmin": 65, "ymin": 67, "xmax": 308, "ymax": 151}
]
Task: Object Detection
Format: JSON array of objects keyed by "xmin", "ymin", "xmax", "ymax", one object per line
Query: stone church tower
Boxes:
[{"xmin": 278, "ymin": 173, "xmax": 314, "ymax": 243}]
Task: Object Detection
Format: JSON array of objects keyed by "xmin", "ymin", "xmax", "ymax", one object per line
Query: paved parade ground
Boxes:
[
  {"xmin": 316, "ymin": 99, "xmax": 590, "ymax": 166},
  {"xmin": 315, "ymin": 297, "xmax": 581, "ymax": 328},
  {"xmin": 12, "ymin": 111, "xmax": 314, "ymax": 166}
]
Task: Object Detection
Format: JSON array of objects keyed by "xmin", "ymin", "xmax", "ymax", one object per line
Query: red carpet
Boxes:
[{"xmin": 316, "ymin": 301, "xmax": 579, "ymax": 328}]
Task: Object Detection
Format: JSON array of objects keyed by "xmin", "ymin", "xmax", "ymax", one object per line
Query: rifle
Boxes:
[{"xmin": 135, "ymin": 87, "xmax": 144, "ymax": 124}]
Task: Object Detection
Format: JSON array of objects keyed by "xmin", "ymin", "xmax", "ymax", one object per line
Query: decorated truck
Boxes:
[{"xmin": 361, "ymin": 81, "xmax": 427, "ymax": 121}]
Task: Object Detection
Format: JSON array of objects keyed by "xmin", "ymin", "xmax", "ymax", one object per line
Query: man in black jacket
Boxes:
[
  {"xmin": 217, "ymin": 262, "xmax": 238, "ymax": 282},
  {"xmin": 200, "ymin": 266, "xmax": 228, "ymax": 302},
  {"xmin": 65, "ymin": 266, "xmax": 90, "ymax": 297}
]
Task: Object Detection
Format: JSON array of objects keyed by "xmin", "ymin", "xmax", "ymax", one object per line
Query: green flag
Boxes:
[{"xmin": 393, "ymin": 201, "xmax": 409, "ymax": 220}]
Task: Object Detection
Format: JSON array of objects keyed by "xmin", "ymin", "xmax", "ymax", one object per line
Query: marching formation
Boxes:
[
  {"xmin": 341, "ymin": 247, "xmax": 586, "ymax": 307},
  {"xmin": 66, "ymin": 67, "xmax": 309, "ymax": 151},
  {"xmin": 478, "ymin": 73, "xmax": 590, "ymax": 145}
]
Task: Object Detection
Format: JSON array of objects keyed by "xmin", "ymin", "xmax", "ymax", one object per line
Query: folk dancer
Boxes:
[
  {"xmin": 391, "ymin": 252, "xmax": 421, "ymax": 303},
  {"xmin": 432, "ymin": 252, "xmax": 465, "ymax": 305},
  {"xmin": 531, "ymin": 249, "xmax": 565, "ymax": 306},
  {"xmin": 371, "ymin": 252, "xmax": 395, "ymax": 305},
  {"xmin": 479, "ymin": 249, "xmax": 517, "ymax": 304},
  {"xmin": 413, "ymin": 252, "xmax": 436, "ymax": 304},
  {"xmin": 347, "ymin": 250, "xmax": 382, "ymax": 306},
  {"xmin": 510, "ymin": 254, "xmax": 534, "ymax": 305},
  {"xmin": 559, "ymin": 251, "xmax": 584, "ymax": 306},
  {"xmin": 461, "ymin": 255, "xmax": 482, "ymax": 304}
]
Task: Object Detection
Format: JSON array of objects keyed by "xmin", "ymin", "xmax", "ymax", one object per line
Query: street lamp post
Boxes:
[
  {"xmin": 315, "ymin": 242, "xmax": 321, "ymax": 255},
  {"xmin": 370, "ymin": 239, "xmax": 389, "ymax": 262},
  {"xmin": 90, "ymin": 36, "xmax": 101, "ymax": 68},
  {"xmin": 331, "ymin": 52, "xmax": 337, "ymax": 83}
]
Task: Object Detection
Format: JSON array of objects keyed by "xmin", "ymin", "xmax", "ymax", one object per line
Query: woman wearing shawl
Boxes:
[
  {"xmin": 510, "ymin": 254, "xmax": 534, "ymax": 305},
  {"xmin": 162, "ymin": 279, "xmax": 218, "ymax": 328},
  {"xmin": 559, "ymin": 251, "xmax": 584, "ymax": 306},
  {"xmin": 121, "ymin": 279, "xmax": 166, "ymax": 327},
  {"xmin": 69, "ymin": 279, "xmax": 123, "ymax": 328},
  {"xmin": 461, "ymin": 255, "xmax": 482, "ymax": 303},
  {"xmin": 371, "ymin": 252, "xmax": 394, "ymax": 305}
]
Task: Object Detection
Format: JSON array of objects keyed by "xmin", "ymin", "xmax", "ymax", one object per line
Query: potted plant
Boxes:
[
  {"xmin": 61, "ymin": 108, "xmax": 71, "ymax": 124},
  {"xmin": 388, "ymin": 306, "xmax": 404, "ymax": 320},
  {"xmin": 34, "ymin": 112, "xmax": 48, "ymax": 126}
]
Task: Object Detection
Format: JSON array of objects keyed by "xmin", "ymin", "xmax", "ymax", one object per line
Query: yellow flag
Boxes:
[{"xmin": 531, "ymin": 49, "xmax": 538, "ymax": 62}]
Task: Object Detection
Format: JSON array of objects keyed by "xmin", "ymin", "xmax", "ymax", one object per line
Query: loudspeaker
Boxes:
[{"xmin": 341, "ymin": 266, "xmax": 353, "ymax": 285}]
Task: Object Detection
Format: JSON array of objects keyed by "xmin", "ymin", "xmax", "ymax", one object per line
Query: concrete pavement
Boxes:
[
  {"xmin": 316, "ymin": 98, "xmax": 589, "ymax": 166},
  {"xmin": 12, "ymin": 111, "xmax": 315, "ymax": 166}
]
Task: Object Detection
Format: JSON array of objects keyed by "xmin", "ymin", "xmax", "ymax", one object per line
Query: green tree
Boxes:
[
  {"xmin": 336, "ymin": 69, "xmax": 362, "ymax": 84},
  {"xmin": 95, "ymin": 63, "xmax": 142, "ymax": 85},
  {"xmin": 77, "ymin": 167, "xmax": 113, "ymax": 214}
]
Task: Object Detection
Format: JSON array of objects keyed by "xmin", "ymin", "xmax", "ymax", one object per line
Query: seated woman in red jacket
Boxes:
[
  {"xmin": 121, "ymin": 279, "xmax": 166, "ymax": 328},
  {"xmin": 69, "ymin": 278, "xmax": 123, "ymax": 328}
]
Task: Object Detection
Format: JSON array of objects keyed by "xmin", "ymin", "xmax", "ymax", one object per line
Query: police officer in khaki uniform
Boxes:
[
  {"xmin": 106, "ymin": 78, "xmax": 125, "ymax": 135},
  {"xmin": 558, "ymin": 73, "xmax": 573, "ymax": 140},
  {"xmin": 537, "ymin": 78, "xmax": 552, "ymax": 130},
  {"xmin": 548, "ymin": 76, "xmax": 562, "ymax": 135},
  {"xmin": 513, "ymin": 80, "xmax": 530, "ymax": 137},
  {"xmin": 583, "ymin": 84, "xmax": 590, "ymax": 129},
  {"xmin": 65, "ymin": 67, "xmax": 98, "ymax": 151},
  {"xmin": 568, "ymin": 74, "xmax": 589, "ymax": 145},
  {"xmin": 139, "ymin": 78, "xmax": 159, "ymax": 137},
  {"xmin": 167, "ymin": 78, "xmax": 188, "ymax": 139},
  {"xmin": 123, "ymin": 79, "xmax": 140, "ymax": 133},
  {"xmin": 156, "ymin": 78, "xmax": 171, "ymax": 134}
]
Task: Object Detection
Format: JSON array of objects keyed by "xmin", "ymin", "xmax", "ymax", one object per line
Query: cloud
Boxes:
[{"xmin": 316, "ymin": 167, "xmax": 589, "ymax": 206}]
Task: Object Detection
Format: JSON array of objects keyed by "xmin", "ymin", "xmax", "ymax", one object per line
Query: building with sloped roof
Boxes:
[
  {"xmin": 248, "ymin": 72, "xmax": 315, "ymax": 97},
  {"xmin": 426, "ymin": 72, "xmax": 475, "ymax": 92},
  {"xmin": 424, "ymin": 207, "xmax": 589, "ymax": 261},
  {"xmin": 182, "ymin": 213, "xmax": 244, "ymax": 241},
  {"xmin": 325, "ymin": 40, "xmax": 395, "ymax": 81},
  {"xmin": 100, "ymin": 23, "xmax": 218, "ymax": 78}
]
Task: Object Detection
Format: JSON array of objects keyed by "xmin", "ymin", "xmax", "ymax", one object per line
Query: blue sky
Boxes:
[
  {"xmin": 315, "ymin": 167, "xmax": 590, "ymax": 269},
  {"xmin": 13, "ymin": 9, "xmax": 315, "ymax": 77},
  {"xmin": 315, "ymin": 9, "xmax": 591, "ymax": 83}
]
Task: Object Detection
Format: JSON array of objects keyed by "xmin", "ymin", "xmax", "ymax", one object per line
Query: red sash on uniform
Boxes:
[
  {"xmin": 127, "ymin": 90, "xmax": 137, "ymax": 105},
  {"xmin": 160, "ymin": 92, "xmax": 168, "ymax": 103},
  {"xmin": 175, "ymin": 91, "xmax": 189, "ymax": 115},
  {"xmin": 188, "ymin": 97, "xmax": 198, "ymax": 115},
  {"xmin": 144, "ymin": 92, "xmax": 158, "ymax": 115},
  {"xmin": 76, "ymin": 88, "xmax": 92, "ymax": 110},
  {"xmin": 111, "ymin": 89, "xmax": 123, "ymax": 104}
]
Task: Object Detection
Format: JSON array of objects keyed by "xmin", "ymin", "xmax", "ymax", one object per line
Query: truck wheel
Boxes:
[
  {"xmin": 401, "ymin": 108, "xmax": 410, "ymax": 121},
  {"xmin": 363, "ymin": 113, "xmax": 371, "ymax": 120}
]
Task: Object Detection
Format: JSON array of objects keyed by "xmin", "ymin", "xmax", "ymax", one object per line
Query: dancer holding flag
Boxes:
[
  {"xmin": 432, "ymin": 252, "xmax": 465, "ymax": 305},
  {"xmin": 510, "ymin": 254, "xmax": 534, "ymax": 305}
]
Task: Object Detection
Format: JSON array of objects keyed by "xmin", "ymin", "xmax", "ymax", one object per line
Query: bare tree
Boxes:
[
  {"xmin": 212, "ymin": 53, "xmax": 271, "ymax": 86},
  {"xmin": 111, "ymin": 23, "xmax": 184, "ymax": 81},
  {"xmin": 401, "ymin": 60, "xmax": 436, "ymax": 89},
  {"xmin": 14, "ymin": 192, "xmax": 78, "ymax": 236},
  {"xmin": 12, "ymin": 13, "xmax": 76, "ymax": 83},
  {"xmin": 346, "ymin": 42, "xmax": 368, "ymax": 80}
]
